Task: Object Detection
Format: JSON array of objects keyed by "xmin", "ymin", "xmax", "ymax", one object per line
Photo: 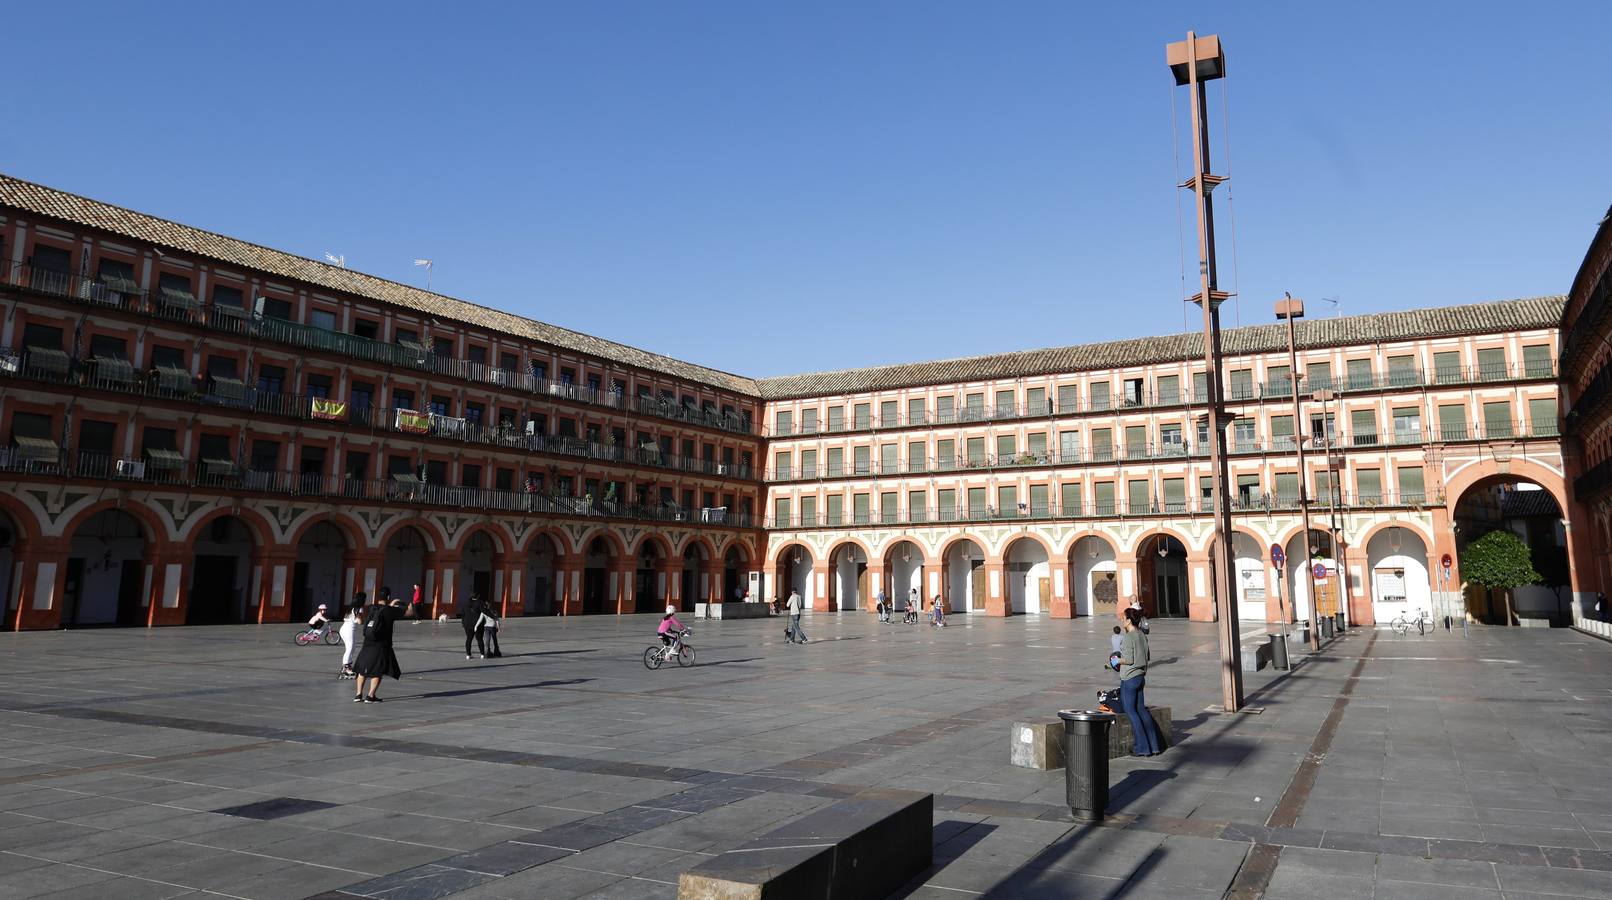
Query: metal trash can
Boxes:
[
  {"xmin": 1268, "ymin": 633, "xmax": 1289, "ymax": 670},
  {"xmin": 1334, "ymin": 612, "xmax": 1346, "ymax": 632},
  {"xmin": 1320, "ymin": 616, "xmax": 1334, "ymax": 640},
  {"xmin": 1057, "ymin": 709, "xmax": 1115, "ymax": 821}
]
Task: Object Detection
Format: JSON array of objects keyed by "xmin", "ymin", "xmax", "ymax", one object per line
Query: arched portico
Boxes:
[
  {"xmin": 1067, "ymin": 534, "xmax": 1118, "ymax": 618},
  {"xmin": 883, "ymin": 540, "xmax": 927, "ymax": 610},
  {"xmin": 827, "ymin": 541, "xmax": 867, "ymax": 612},
  {"xmin": 942, "ymin": 538, "xmax": 985, "ymax": 613},
  {"xmin": 1004, "ymin": 536, "xmax": 1051, "ymax": 615},
  {"xmin": 773, "ymin": 543, "xmax": 815, "ymax": 607},
  {"xmin": 1135, "ymin": 533, "xmax": 1189, "ymax": 619}
]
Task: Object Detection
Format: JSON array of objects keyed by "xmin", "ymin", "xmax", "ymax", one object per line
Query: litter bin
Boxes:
[
  {"xmin": 1334, "ymin": 612, "xmax": 1346, "ymax": 632},
  {"xmin": 1320, "ymin": 616, "xmax": 1334, "ymax": 640},
  {"xmin": 1057, "ymin": 709, "xmax": 1115, "ymax": 821},
  {"xmin": 1268, "ymin": 632, "xmax": 1289, "ymax": 670}
]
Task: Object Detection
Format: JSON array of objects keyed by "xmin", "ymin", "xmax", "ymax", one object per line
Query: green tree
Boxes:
[{"xmin": 1460, "ymin": 529, "xmax": 1541, "ymax": 591}]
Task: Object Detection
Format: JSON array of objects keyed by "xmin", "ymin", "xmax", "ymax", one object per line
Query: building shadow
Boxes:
[{"xmin": 403, "ymin": 677, "xmax": 593, "ymax": 699}]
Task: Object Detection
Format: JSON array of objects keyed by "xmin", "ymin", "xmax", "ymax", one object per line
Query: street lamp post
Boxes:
[
  {"xmin": 1168, "ymin": 32, "xmax": 1242, "ymax": 711},
  {"xmin": 1276, "ymin": 295, "xmax": 1322, "ymax": 651}
]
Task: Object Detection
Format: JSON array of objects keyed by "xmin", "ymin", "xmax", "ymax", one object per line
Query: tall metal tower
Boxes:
[{"xmin": 1167, "ymin": 32, "xmax": 1243, "ymax": 712}]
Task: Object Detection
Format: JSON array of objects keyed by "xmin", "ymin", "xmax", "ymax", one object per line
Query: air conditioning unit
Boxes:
[
  {"xmin": 115, "ymin": 459, "xmax": 146, "ymax": 479},
  {"xmin": 525, "ymin": 420, "xmax": 537, "ymax": 436}
]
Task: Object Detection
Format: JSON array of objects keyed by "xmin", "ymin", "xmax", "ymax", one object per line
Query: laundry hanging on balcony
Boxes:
[
  {"xmin": 394, "ymin": 408, "xmax": 431, "ymax": 433},
  {"xmin": 429, "ymin": 412, "xmax": 468, "ymax": 438},
  {"xmin": 311, "ymin": 397, "xmax": 347, "ymax": 421}
]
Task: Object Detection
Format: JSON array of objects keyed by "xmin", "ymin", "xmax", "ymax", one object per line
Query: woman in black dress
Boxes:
[{"xmin": 354, "ymin": 597, "xmax": 413, "ymax": 702}]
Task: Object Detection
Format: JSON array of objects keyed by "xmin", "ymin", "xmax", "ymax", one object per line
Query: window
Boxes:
[
  {"xmin": 1090, "ymin": 382, "xmax": 1110, "ymax": 411},
  {"xmin": 799, "ymin": 496, "xmax": 816, "ymax": 524},
  {"xmin": 22, "ymin": 323, "xmax": 64, "ymax": 351},
  {"xmin": 465, "ymin": 402, "xmax": 485, "ymax": 426},
  {"xmin": 495, "ymin": 468, "xmax": 513, "ymax": 491},
  {"xmin": 1061, "ymin": 482, "xmax": 1082, "ymax": 515},
  {"xmin": 309, "ymin": 309, "xmax": 337, "ymax": 331},
  {"xmin": 1160, "ymin": 424, "xmax": 1183, "ymax": 453},
  {"xmin": 1232, "ymin": 419, "xmax": 1256, "ymax": 452},
  {"xmin": 880, "ymin": 400, "xmax": 898, "ymax": 426},
  {"xmin": 354, "ymin": 319, "xmax": 379, "ymax": 340},
  {"xmin": 1482, "ymin": 400, "xmax": 1513, "ymax": 437},
  {"xmin": 1057, "ymin": 384, "xmax": 1079, "ymax": 412},
  {"xmin": 776, "ymin": 451, "xmax": 792, "ymax": 478},
  {"xmin": 1091, "ymin": 427, "xmax": 1112, "ymax": 461},
  {"xmin": 852, "ymin": 403, "xmax": 871, "ymax": 429},
  {"xmin": 1274, "ymin": 472, "xmax": 1300, "ymax": 505},
  {"xmin": 828, "ymin": 406, "xmax": 845, "ymax": 432},
  {"xmin": 774, "ymin": 497, "xmax": 791, "ymax": 526},
  {"xmin": 852, "ymin": 445, "xmax": 869, "ymax": 475},
  {"xmin": 801, "ymin": 408, "xmax": 818, "ymax": 433},
  {"xmin": 880, "ymin": 492, "xmax": 897, "ymax": 522},
  {"xmin": 468, "ymin": 345, "xmax": 487, "ymax": 366},
  {"xmin": 394, "ymin": 327, "xmax": 419, "ymax": 346},
  {"xmin": 1093, "ymin": 481, "xmax": 1115, "ymax": 515},
  {"xmin": 1387, "ymin": 355, "xmax": 1417, "ymax": 386},
  {"xmin": 1060, "ymin": 429, "xmax": 1082, "ymax": 461},
  {"xmin": 995, "ymin": 390, "xmax": 1016, "ymax": 417},
  {"xmin": 432, "ymin": 337, "xmax": 454, "ymax": 358},
  {"xmin": 1314, "ymin": 469, "xmax": 1340, "ymax": 506},
  {"xmin": 1270, "ymin": 415, "xmax": 1293, "ymax": 449},
  {"xmin": 1477, "ymin": 348, "xmax": 1507, "ymax": 381},
  {"xmin": 937, "ymin": 488, "xmax": 957, "ymax": 520},
  {"xmin": 1192, "ymin": 371, "xmax": 1209, "ymax": 402},
  {"xmin": 1398, "ymin": 465, "xmax": 1425, "ymax": 503},
  {"xmin": 1306, "ymin": 360, "xmax": 1332, "ymax": 391},
  {"xmin": 1229, "ymin": 369, "xmax": 1254, "ymax": 400},
  {"xmin": 560, "ymin": 367, "xmax": 576, "ymax": 385},
  {"xmin": 997, "ymin": 485, "xmax": 1017, "ymax": 517},
  {"xmin": 256, "ymin": 364, "xmax": 286, "ymax": 395},
  {"xmin": 97, "ymin": 259, "xmax": 137, "ymax": 293},
  {"xmin": 531, "ymin": 360, "xmax": 548, "ymax": 382},
  {"xmin": 997, "ymin": 434, "xmax": 1015, "ymax": 459},
  {"xmin": 1345, "ymin": 358, "xmax": 1373, "ymax": 390},
  {"xmin": 1522, "ymin": 345, "xmax": 1553, "ymax": 378},
  {"xmin": 212, "ymin": 285, "xmax": 244, "ymax": 309},
  {"xmin": 305, "ymin": 373, "xmax": 333, "ymax": 399},
  {"xmin": 937, "ymin": 395, "xmax": 956, "ymax": 423},
  {"xmin": 1162, "ymin": 478, "xmax": 1185, "ymax": 513},
  {"xmin": 1236, "ymin": 474, "xmax": 1261, "ymax": 506},
  {"xmin": 1356, "ymin": 469, "xmax": 1382, "ymax": 504},
  {"xmin": 1309, "ymin": 413, "xmax": 1336, "ymax": 444},
  {"xmin": 967, "ymin": 487, "xmax": 988, "ymax": 517},
  {"xmin": 260, "ymin": 296, "xmax": 292, "ymax": 320},
  {"xmin": 908, "ymin": 490, "xmax": 927, "ymax": 522},
  {"xmin": 392, "ymin": 388, "xmax": 414, "ymax": 410},
  {"xmin": 801, "ymin": 449, "xmax": 817, "ymax": 478},
  {"xmin": 460, "ymin": 465, "xmax": 481, "ymax": 489},
  {"xmin": 774, "ymin": 409, "xmax": 793, "ymax": 434},
  {"xmin": 90, "ymin": 335, "xmax": 128, "ymax": 360},
  {"xmin": 1529, "ymin": 397, "xmax": 1559, "ymax": 436},
  {"xmin": 964, "ymin": 393, "xmax": 985, "ymax": 420},
  {"xmin": 1124, "ymin": 425, "xmax": 1146, "ymax": 459},
  {"xmin": 558, "ymin": 417, "xmax": 577, "ymax": 438},
  {"xmin": 1392, "ymin": 408, "xmax": 1421, "ymax": 443},
  {"xmin": 428, "ymin": 395, "xmax": 450, "ymax": 417},
  {"xmin": 1027, "ymin": 432, "xmax": 1047, "ymax": 458},
  {"xmin": 879, "ymin": 443, "xmax": 897, "ymax": 473},
  {"xmin": 157, "ymin": 273, "xmax": 194, "ymax": 307},
  {"xmin": 1122, "ymin": 378, "xmax": 1144, "ymax": 407},
  {"xmin": 1156, "ymin": 375, "xmax": 1180, "ymax": 404},
  {"xmin": 1438, "ymin": 404, "xmax": 1468, "ymax": 440},
  {"xmin": 907, "ymin": 441, "xmax": 925, "ymax": 473},
  {"xmin": 1433, "ymin": 351, "xmax": 1462, "ymax": 383},
  {"xmin": 79, "ymin": 420, "xmax": 116, "ymax": 455},
  {"xmin": 966, "ymin": 437, "xmax": 986, "ymax": 465},
  {"xmin": 1350, "ymin": 409, "xmax": 1377, "ymax": 446},
  {"xmin": 1027, "ymin": 387, "xmax": 1047, "ymax": 414},
  {"xmin": 251, "ymin": 440, "xmax": 280, "ymax": 471},
  {"xmin": 826, "ymin": 494, "xmax": 843, "ymax": 526},
  {"xmin": 827, "ymin": 447, "xmax": 844, "ymax": 477}
]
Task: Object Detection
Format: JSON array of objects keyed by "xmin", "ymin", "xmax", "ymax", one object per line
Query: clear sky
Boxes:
[{"xmin": 3, "ymin": 2, "xmax": 1607, "ymax": 379}]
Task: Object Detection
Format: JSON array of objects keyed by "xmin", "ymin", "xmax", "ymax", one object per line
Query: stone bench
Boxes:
[
  {"xmin": 1009, "ymin": 721, "xmax": 1064, "ymax": 770},
  {"xmin": 1108, "ymin": 706, "xmax": 1171, "ymax": 758},
  {"xmin": 1240, "ymin": 639, "xmax": 1274, "ymax": 672},
  {"xmin": 678, "ymin": 788, "xmax": 931, "ymax": 900},
  {"xmin": 695, "ymin": 602, "xmax": 772, "ymax": 620}
]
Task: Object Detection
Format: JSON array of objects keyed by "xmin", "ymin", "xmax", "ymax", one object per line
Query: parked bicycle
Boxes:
[
  {"xmin": 1390, "ymin": 609, "xmax": 1434, "ymax": 636},
  {"xmin": 644, "ymin": 629, "xmax": 695, "ymax": 669},
  {"xmin": 293, "ymin": 623, "xmax": 341, "ymax": 646}
]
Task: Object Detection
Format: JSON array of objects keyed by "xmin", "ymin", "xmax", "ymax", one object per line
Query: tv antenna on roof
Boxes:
[
  {"xmin": 1322, "ymin": 296, "xmax": 1341, "ymax": 317},
  {"xmin": 324, "ymin": 252, "xmax": 346, "ymax": 269},
  {"xmin": 413, "ymin": 258, "xmax": 434, "ymax": 291}
]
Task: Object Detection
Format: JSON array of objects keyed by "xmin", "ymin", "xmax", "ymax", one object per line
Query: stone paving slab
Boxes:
[{"xmin": 0, "ymin": 614, "xmax": 1608, "ymax": 898}]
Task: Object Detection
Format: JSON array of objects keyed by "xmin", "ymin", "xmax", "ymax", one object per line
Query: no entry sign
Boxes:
[
  {"xmin": 1269, "ymin": 544, "xmax": 1285, "ymax": 568},
  {"xmin": 1441, "ymin": 553, "xmax": 1453, "ymax": 570}
]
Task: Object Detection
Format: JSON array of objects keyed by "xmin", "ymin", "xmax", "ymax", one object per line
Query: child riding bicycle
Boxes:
[{"xmin": 658, "ymin": 605, "xmax": 686, "ymax": 651}]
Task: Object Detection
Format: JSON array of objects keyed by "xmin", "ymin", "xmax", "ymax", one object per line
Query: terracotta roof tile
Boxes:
[
  {"xmin": 0, "ymin": 173, "xmax": 759, "ymax": 395},
  {"xmin": 754, "ymin": 297, "xmax": 1567, "ymax": 399}
]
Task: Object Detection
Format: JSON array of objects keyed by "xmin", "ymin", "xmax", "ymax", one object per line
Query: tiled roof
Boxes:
[
  {"xmin": 754, "ymin": 296, "xmax": 1568, "ymax": 400},
  {"xmin": 0, "ymin": 173, "xmax": 759, "ymax": 395}
]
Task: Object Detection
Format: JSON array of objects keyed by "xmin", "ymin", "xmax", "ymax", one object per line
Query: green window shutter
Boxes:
[
  {"xmin": 1522, "ymin": 345, "xmax": 1553, "ymax": 378},
  {"xmin": 1125, "ymin": 425, "xmax": 1147, "ymax": 458},
  {"xmin": 1274, "ymin": 472, "xmax": 1300, "ymax": 504},
  {"xmin": 774, "ymin": 410, "xmax": 792, "ymax": 434},
  {"xmin": 995, "ymin": 390, "xmax": 1016, "ymax": 417},
  {"xmin": 1346, "ymin": 358, "xmax": 1373, "ymax": 389},
  {"xmin": 853, "ymin": 403, "xmax": 871, "ymax": 429},
  {"xmin": 799, "ymin": 496, "xmax": 816, "ymax": 523},
  {"xmin": 1387, "ymin": 355, "xmax": 1417, "ymax": 386},
  {"xmin": 1528, "ymin": 398, "xmax": 1559, "ymax": 435},
  {"xmin": 908, "ymin": 490, "xmax": 927, "ymax": 522},
  {"xmin": 997, "ymin": 434, "xmax": 1016, "ymax": 458},
  {"xmin": 1483, "ymin": 401, "xmax": 1513, "ymax": 437},
  {"xmin": 1356, "ymin": 469, "xmax": 1382, "ymax": 503},
  {"xmin": 774, "ymin": 497, "xmax": 791, "ymax": 524},
  {"xmin": 1438, "ymin": 404, "xmax": 1468, "ymax": 440},
  {"xmin": 852, "ymin": 493, "xmax": 870, "ymax": 523},
  {"xmin": 1192, "ymin": 371, "xmax": 1208, "ymax": 402},
  {"xmin": 907, "ymin": 397, "xmax": 926, "ymax": 423},
  {"xmin": 880, "ymin": 443, "xmax": 898, "ymax": 472},
  {"xmin": 967, "ymin": 487, "xmax": 987, "ymax": 516},
  {"xmin": 1306, "ymin": 361, "xmax": 1332, "ymax": 391},
  {"xmin": 801, "ymin": 449, "xmax": 817, "ymax": 477},
  {"xmin": 880, "ymin": 492, "xmax": 897, "ymax": 520},
  {"xmin": 776, "ymin": 451, "xmax": 792, "ymax": 476},
  {"xmin": 1398, "ymin": 466, "xmax": 1425, "ymax": 503},
  {"xmin": 1350, "ymin": 409, "xmax": 1377, "ymax": 445},
  {"xmin": 1434, "ymin": 351, "xmax": 1462, "ymax": 383},
  {"xmin": 1027, "ymin": 432, "xmax": 1047, "ymax": 456},
  {"xmin": 1029, "ymin": 483, "xmax": 1049, "ymax": 515},
  {"xmin": 1094, "ymin": 481, "xmax": 1115, "ymax": 514},
  {"xmin": 828, "ymin": 406, "xmax": 845, "ymax": 431},
  {"xmin": 1090, "ymin": 382, "xmax": 1110, "ymax": 410},
  {"xmin": 826, "ymin": 447, "xmax": 843, "ymax": 476},
  {"xmin": 826, "ymin": 494, "xmax": 843, "ymax": 524},
  {"xmin": 966, "ymin": 437, "xmax": 986, "ymax": 464},
  {"xmin": 1156, "ymin": 374, "xmax": 1180, "ymax": 404},
  {"xmin": 801, "ymin": 407, "xmax": 818, "ymax": 433},
  {"xmin": 880, "ymin": 400, "xmax": 898, "ymax": 426},
  {"xmin": 1127, "ymin": 479, "xmax": 1150, "ymax": 514},
  {"xmin": 936, "ymin": 439, "xmax": 955, "ymax": 468},
  {"xmin": 853, "ymin": 446, "xmax": 870, "ymax": 474},
  {"xmin": 1061, "ymin": 482, "xmax": 1083, "ymax": 514},
  {"xmin": 1092, "ymin": 428, "xmax": 1112, "ymax": 460},
  {"xmin": 1027, "ymin": 387, "xmax": 1046, "ymax": 413},
  {"xmin": 907, "ymin": 441, "xmax": 926, "ymax": 472},
  {"xmin": 936, "ymin": 395, "xmax": 955, "ymax": 422},
  {"xmin": 1057, "ymin": 384, "xmax": 1079, "ymax": 412},
  {"xmin": 1163, "ymin": 477, "xmax": 1185, "ymax": 512},
  {"xmin": 937, "ymin": 488, "xmax": 956, "ymax": 518},
  {"xmin": 1477, "ymin": 348, "xmax": 1507, "ymax": 381},
  {"xmin": 997, "ymin": 485, "xmax": 1017, "ymax": 516}
]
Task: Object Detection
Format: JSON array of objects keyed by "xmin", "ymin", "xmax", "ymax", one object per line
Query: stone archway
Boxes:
[
  {"xmin": 459, "ymin": 529, "xmax": 504, "ymax": 612},
  {"xmin": 1366, "ymin": 525, "xmax": 1432, "ymax": 625},
  {"xmin": 1452, "ymin": 476, "xmax": 1569, "ymax": 625},
  {"xmin": 636, "ymin": 538, "xmax": 669, "ymax": 614},
  {"xmin": 774, "ymin": 544, "xmax": 814, "ymax": 607},
  {"xmin": 1068, "ymin": 535, "xmax": 1118, "ymax": 618},
  {"xmin": 827, "ymin": 542, "xmax": 868, "ymax": 612},
  {"xmin": 723, "ymin": 544, "xmax": 751, "ymax": 603},
  {"xmin": 293, "ymin": 521, "xmax": 349, "ymax": 621},
  {"xmin": 942, "ymin": 538, "xmax": 985, "ymax": 614},
  {"xmin": 65, "ymin": 509, "xmax": 150, "ymax": 627},
  {"xmin": 583, "ymin": 536, "xmax": 616, "ymax": 615},
  {"xmin": 382, "ymin": 525, "xmax": 432, "ymax": 606},
  {"xmin": 187, "ymin": 515, "xmax": 257, "ymax": 625},
  {"xmin": 1136, "ymin": 533, "xmax": 1189, "ymax": 619},
  {"xmin": 1283, "ymin": 527, "xmax": 1338, "ymax": 626},
  {"xmin": 680, "ymin": 541, "xmax": 710, "ymax": 613},
  {"xmin": 525, "ymin": 534, "xmax": 561, "ymax": 616},
  {"xmin": 1004, "ymin": 537, "xmax": 1051, "ymax": 615},
  {"xmin": 883, "ymin": 540, "xmax": 926, "ymax": 610}
]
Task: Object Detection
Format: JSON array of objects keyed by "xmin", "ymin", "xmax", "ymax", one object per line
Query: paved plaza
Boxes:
[{"xmin": 0, "ymin": 612, "xmax": 1609, "ymax": 899}]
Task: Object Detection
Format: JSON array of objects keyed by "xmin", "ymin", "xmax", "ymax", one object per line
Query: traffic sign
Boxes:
[
  {"xmin": 1441, "ymin": 553, "xmax": 1453, "ymax": 570},
  {"xmin": 1269, "ymin": 544, "xmax": 1285, "ymax": 568},
  {"xmin": 1312, "ymin": 562, "xmax": 1328, "ymax": 581}
]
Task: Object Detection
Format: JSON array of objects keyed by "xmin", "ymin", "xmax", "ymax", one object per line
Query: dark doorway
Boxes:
[
  {"xmin": 188, "ymin": 556, "xmax": 242, "ymax": 624},
  {"xmin": 472, "ymin": 569, "xmax": 493, "ymax": 604},
  {"xmin": 116, "ymin": 559, "xmax": 144, "ymax": 626},
  {"xmin": 583, "ymin": 569, "xmax": 606, "ymax": 615},
  {"xmin": 62, "ymin": 557, "xmax": 84, "ymax": 627},
  {"xmin": 291, "ymin": 561, "xmax": 312, "ymax": 620}
]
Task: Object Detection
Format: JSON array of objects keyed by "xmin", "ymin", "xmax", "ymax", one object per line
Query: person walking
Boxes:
[
  {"xmin": 410, "ymin": 583, "xmax": 425, "ymax": 623},
  {"xmin": 875, "ymin": 589, "xmax": 889, "ymax": 624},
  {"xmin": 1116, "ymin": 607, "xmax": 1162, "ymax": 757},
  {"xmin": 785, "ymin": 590, "xmax": 808, "ymax": 644},
  {"xmin": 338, "ymin": 601, "xmax": 362, "ymax": 678},
  {"xmin": 461, "ymin": 592, "xmax": 488, "ymax": 659},
  {"xmin": 909, "ymin": 587, "xmax": 920, "ymax": 615},
  {"xmin": 353, "ymin": 595, "xmax": 414, "ymax": 702},
  {"xmin": 479, "ymin": 603, "xmax": 503, "ymax": 658}
]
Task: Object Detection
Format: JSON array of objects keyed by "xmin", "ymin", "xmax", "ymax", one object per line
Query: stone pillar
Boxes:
[
  {"xmin": 812, "ymin": 562, "xmax": 833, "ymax": 612},
  {"xmin": 1187, "ymin": 551, "xmax": 1216, "ymax": 622},
  {"xmin": 982, "ymin": 560, "xmax": 1008, "ymax": 617},
  {"xmin": 1115, "ymin": 557, "xmax": 1139, "ymax": 619},
  {"xmin": 655, "ymin": 559, "xmax": 680, "ymax": 610},
  {"xmin": 557, "ymin": 554, "xmax": 585, "ymax": 616},
  {"xmin": 1345, "ymin": 542, "xmax": 1374, "ymax": 626},
  {"xmin": 255, "ymin": 547, "xmax": 297, "ymax": 624},
  {"xmin": 146, "ymin": 543, "xmax": 191, "ymax": 627},
  {"xmin": 702, "ymin": 561, "xmax": 724, "ymax": 606},
  {"xmin": 431, "ymin": 550, "xmax": 460, "ymax": 618},
  {"xmin": 860, "ymin": 564, "xmax": 885, "ymax": 614},
  {"xmin": 347, "ymin": 550, "xmax": 382, "ymax": 608},
  {"xmin": 611, "ymin": 559, "xmax": 635, "ymax": 614},
  {"xmin": 9, "ymin": 539, "xmax": 67, "ymax": 631},
  {"xmin": 500, "ymin": 562, "xmax": 523, "ymax": 617},
  {"xmin": 1049, "ymin": 560, "xmax": 1074, "ymax": 618}
]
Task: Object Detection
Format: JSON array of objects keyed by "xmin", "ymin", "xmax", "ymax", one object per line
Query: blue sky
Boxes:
[{"xmin": 3, "ymin": 2, "xmax": 1607, "ymax": 378}]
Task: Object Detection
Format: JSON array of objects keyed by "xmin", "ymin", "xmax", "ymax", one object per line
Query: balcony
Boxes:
[
  {"xmin": 0, "ymin": 448, "xmax": 756, "ymax": 529},
  {"xmin": 4, "ymin": 263, "xmax": 759, "ymax": 437},
  {"xmin": 762, "ymin": 490, "xmax": 1440, "ymax": 530},
  {"xmin": 0, "ymin": 347, "xmax": 757, "ymax": 483}
]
